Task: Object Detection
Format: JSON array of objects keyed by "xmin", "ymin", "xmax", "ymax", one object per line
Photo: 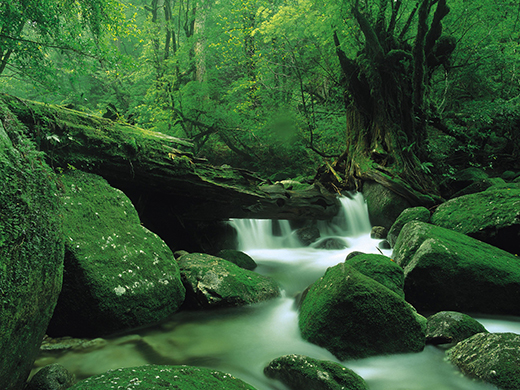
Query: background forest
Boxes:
[{"xmin": 1, "ymin": 0, "xmax": 519, "ymax": 181}]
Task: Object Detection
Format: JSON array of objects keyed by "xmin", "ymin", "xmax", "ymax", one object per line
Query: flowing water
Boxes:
[{"xmin": 36, "ymin": 193, "xmax": 517, "ymax": 389}]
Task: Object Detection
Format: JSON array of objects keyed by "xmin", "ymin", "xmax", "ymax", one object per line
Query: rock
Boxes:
[
  {"xmin": 378, "ymin": 240, "xmax": 391, "ymax": 249},
  {"xmin": 295, "ymin": 226, "xmax": 320, "ymax": 246},
  {"xmin": 264, "ymin": 354, "xmax": 368, "ymax": 390},
  {"xmin": 345, "ymin": 251, "xmax": 365, "ymax": 261},
  {"xmin": 47, "ymin": 170, "xmax": 186, "ymax": 338},
  {"xmin": 501, "ymin": 170, "xmax": 519, "ymax": 181},
  {"xmin": 393, "ymin": 221, "xmax": 520, "ymax": 315},
  {"xmin": 217, "ymin": 249, "xmax": 257, "ymax": 270},
  {"xmin": 426, "ymin": 311, "xmax": 488, "ymax": 345},
  {"xmin": 69, "ymin": 365, "xmax": 256, "ymax": 389},
  {"xmin": 387, "ymin": 206, "xmax": 430, "ymax": 247},
  {"xmin": 370, "ymin": 226, "xmax": 387, "ymax": 239},
  {"xmin": 0, "ymin": 105, "xmax": 64, "ymax": 390},
  {"xmin": 298, "ymin": 263, "xmax": 425, "ymax": 360},
  {"xmin": 345, "ymin": 254, "xmax": 404, "ymax": 298},
  {"xmin": 447, "ymin": 332, "xmax": 520, "ymax": 389},
  {"xmin": 451, "ymin": 177, "xmax": 506, "ymax": 198},
  {"xmin": 178, "ymin": 253, "xmax": 280, "ymax": 309},
  {"xmin": 313, "ymin": 237, "xmax": 348, "ymax": 250},
  {"xmin": 25, "ymin": 364, "xmax": 75, "ymax": 390},
  {"xmin": 362, "ymin": 181, "xmax": 412, "ymax": 229},
  {"xmin": 173, "ymin": 250, "xmax": 190, "ymax": 259},
  {"xmin": 431, "ymin": 188, "xmax": 520, "ymax": 254},
  {"xmin": 439, "ymin": 167, "xmax": 489, "ymax": 199}
]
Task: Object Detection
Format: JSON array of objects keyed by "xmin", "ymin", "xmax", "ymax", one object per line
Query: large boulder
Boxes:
[
  {"xmin": 25, "ymin": 363, "xmax": 75, "ymax": 390},
  {"xmin": 0, "ymin": 106, "xmax": 64, "ymax": 390},
  {"xmin": 264, "ymin": 354, "xmax": 368, "ymax": 390},
  {"xmin": 447, "ymin": 333, "xmax": 520, "ymax": 389},
  {"xmin": 431, "ymin": 188, "xmax": 520, "ymax": 254},
  {"xmin": 216, "ymin": 249, "xmax": 257, "ymax": 270},
  {"xmin": 47, "ymin": 170, "xmax": 186, "ymax": 338},
  {"xmin": 345, "ymin": 253, "xmax": 405, "ymax": 298},
  {"xmin": 387, "ymin": 206, "xmax": 430, "ymax": 247},
  {"xmin": 178, "ymin": 253, "xmax": 280, "ymax": 309},
  {"xmin": 393, "ymin": 221, "xmax": 520, "ymax": 315},
  {"xmin": 298, "ymin": 263, "xmax": 426, "ymax": 360},
  {"xmin": 69, "ymin": 365, "xmax": 256, "ymax": 389},
  {"xmin": 426, "ymin": 311, "xmax": 488, "ymax": 345},
  {"xmin": 362, "ymin": 181, "xmax": 412, "ymax": 230}
]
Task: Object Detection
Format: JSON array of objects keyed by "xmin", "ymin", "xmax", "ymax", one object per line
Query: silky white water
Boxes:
[{"xmin": 37, "ymin": 193, "xmax": 517, "ymax": 389}]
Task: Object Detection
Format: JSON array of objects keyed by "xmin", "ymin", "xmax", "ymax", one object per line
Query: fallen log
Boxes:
[{"xmin": 1, "ymin": 94, "xmax": 339, "ymax": 221}]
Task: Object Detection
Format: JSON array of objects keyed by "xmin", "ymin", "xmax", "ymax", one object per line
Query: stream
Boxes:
[{"xmin": 35, "ymin": 193, "xmax": 518, "ymax": 389}]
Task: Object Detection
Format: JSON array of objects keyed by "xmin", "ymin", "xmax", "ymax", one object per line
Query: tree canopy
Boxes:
[{"xmin": 1, "ymin": 0, "xmax": 519, "ymax": 188}]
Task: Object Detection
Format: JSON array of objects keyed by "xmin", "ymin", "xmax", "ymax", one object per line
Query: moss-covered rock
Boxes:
[
  {"xmin": 264, "ymin": 354, "xmax": 368, "ymax": 390},
  {"xmin": 426, "ymin": 311, "xmax": 488, "ymax": 345},
  {"xmin": 387, "ymin": 206, "xmax": 430, "ymax": 247},
  {"xmin": 362, "ymin": 181, "xmax": 412, "ymax": 229},
  {"xmin": 298, "ymin": 263, "xmax": 426, "ymax": 360},
  {"xmin": 178, "ymin": 253, "xmax": 280, "ymax": 309},
  {"xmin": 69, "ymin": 365, "xmax": 257, "ymax": 389},
  {"xmin": 393, "ymin": 221, "xmax": 520, "ymax": 315},
  {"xmin": 439, "ymin": 167, "xmax": 489, "ymax": 199},
  {"xmin": 216, "ymin": 249, "xmax": 257, "ymax": 270},
  {"xmin": 47, "ymin": 170, "xmax": 185, "ymax": 338},
  {"xmin": 345, "ymin": 253, "xmax": 404, "ymax": 298},
  {"xmin": 431, "ymin": 188, "xmax": 520, "ymax": 254},
  {"xmin": 25, "ymin": 363, "xmax": 75, "ymax": 390},
  {"xmin": 447, "ymin": 332, "xmax": 520, "ymax": 389},
  {"xmin": 0, "ymin": 103, "xmax": 64, "ymax": 390}
]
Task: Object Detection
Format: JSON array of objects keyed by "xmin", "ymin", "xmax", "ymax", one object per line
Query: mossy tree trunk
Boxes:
[{"xmin": 326, "ymin": 0, "xmax": 454, "ymax": 205}]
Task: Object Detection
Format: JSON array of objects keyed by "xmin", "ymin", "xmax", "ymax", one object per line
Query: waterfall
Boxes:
[{"xmin": 229, "ymin": 192, "xmax": 372, "ymax": 252}]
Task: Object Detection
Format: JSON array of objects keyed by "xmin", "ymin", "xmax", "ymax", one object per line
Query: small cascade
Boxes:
[
  {"xmin": 317, "ymin": 192, "xmax": 372, "ymax": 237},
  {"xmin": 229, "ymin": 218, "xmax": 300, "ymax": 251}
]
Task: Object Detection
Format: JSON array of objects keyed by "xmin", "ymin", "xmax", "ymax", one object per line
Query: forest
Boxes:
[
  {"xmin": 2, "ymin": 2, "xmax": 520, "ymax": 390},
  {"xmin": 2, "ymin": 0, "xmax": 519, "ymax": 191}
]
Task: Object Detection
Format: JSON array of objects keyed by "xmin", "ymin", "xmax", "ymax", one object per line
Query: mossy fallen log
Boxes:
[{"xmin": 1, "ymin": 94, "xmax": 338, "ymax": 221}]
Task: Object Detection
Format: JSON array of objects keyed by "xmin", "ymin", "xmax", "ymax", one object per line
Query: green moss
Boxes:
[
  {"xmin": 345, "ymin": 253, "xmax": 405, "ymax": 298},
  {"xmin": 0, "ymin": 100, "xmax": 64, "ymax": 390},
  {"xmin": 70, "ymin": 365, "xmax": 257, "ymax": 389},
  {"xmin": 298, "ymin": 263, "xmax": 425, "ymax": 360},
  {"xmin": 264, "ymin": 354, "xmax": 368, "ymax": 390},
  {"xmin": 387, "ymin": 206, "xmax": 430, "ymax": 246},
  {"xmin": 447, "ymin": 333, "xmax": 520, "ymax": 389},
  {"xmin": 178, "ymin": 253, "xmax": 279, "ymax": 309}
]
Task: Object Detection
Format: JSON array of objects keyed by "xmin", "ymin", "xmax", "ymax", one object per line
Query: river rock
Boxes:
[
  {"xmin": 178, "ymin": 253, "xmax": 280, "ymax": 309},
  {"xmin": 362, "ymin": 181, "xmax": 412, "ymax": 229},
  {"xmin": 439, "ymin": 167, "xmax": 489, "ymax": 199},
  {"xmin": 47, "ymin": 170, "xmax": 186, "ymax": 338},
  {"xmin": 0, "ymin": 109, "xmax": 64, "ymax": 390},
  {"xmin": 345, "ymin": 253, "xmax": 404, "ymax": 298},
  {"xmin": 298, "ymin": 263, "xmax": 426, "ymax": 360},
  {"xmin": 295, "ymin": 225, "xmax": 320, "ymax": 246},
  {"xmin": 426, "ymin": 311, "xmax": 488, "ymax": 345},
  {"xmin": 25, "ymin": 363, "xmax": 75, "ymax": 390},
  {"xmin": 370, "ymin": 226, "xmax": 387, "ymax": 239},
  {"xmin": 393, "ymin": 221, "xmax": 520, "ymax": 315},
  {"xmin": 447, "ymin": 332, "xmax": 520, "ymax": 389},
  {"xmin": 387, "ymin": 206, "xmax": 430, "ymax": 247},
  {"xmin": 264, "ymin": 354, "xmax": 368, "ymax": 390},
  {"xmin": 313, "ymin": 237, "xmax": 348, "ymax": 250},
  {"xmin": 69, "ymin": 365, "xmax": 256, "ymax": 389},
  {"xmin": 217, "ymin": 249, "xmax": 257, "ymax": 270},
  {"xmin": 430, "ymin": 188, "xmax": 520, "ymax": 254}
]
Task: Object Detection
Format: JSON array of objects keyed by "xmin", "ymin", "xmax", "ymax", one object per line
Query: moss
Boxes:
[
  {"xmin": 298, "ymin": 263, "xmax": 425, "ymax": 360},
  {"xmin": 70, "ymin": 365, "xmax": 256, "ymax": 389},
  {"xmin": 178, "ymin": 253, "xmax": 279, "ymax": 309},
  {"xmin": 447, "ymin": 333, "xmax": 520, "ymax": 389},
  {"xmin": 264, "ymin": 354, "xmax": 368, "ymax": 390},
  {"xmin": 0, "ymin": 100, "xmax": 64, "ymax": 390},
  {"xmin": 393, "ymin": 221, "xmax": 520, "ymax": 314},
  {"xmin": 387, "ymin": 206, "xmax": 430, "ymax": 247},
  {"xmin": 47, "ymin": 170, "xmax": 185, "ymax": 338},
  {"xmin": 345, "ymin": 253, "xmax": 405, "ymax": 298},
  {"xmin": 426, "ymin": 311, "xmax": 488, "ymax": 345}
]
